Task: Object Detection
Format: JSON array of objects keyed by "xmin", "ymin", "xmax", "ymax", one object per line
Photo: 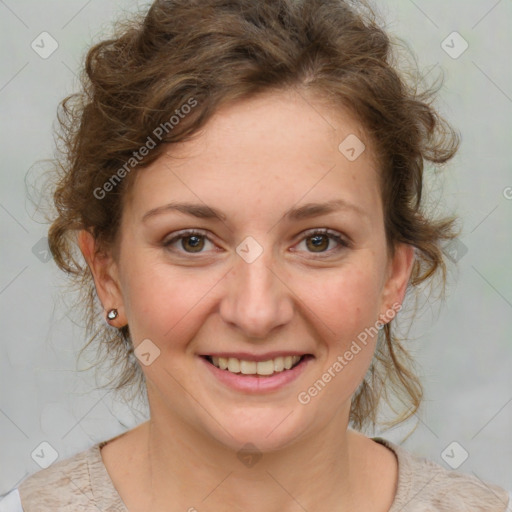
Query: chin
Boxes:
[{"xmin": 198, "ymin": 405, "xmax": 311, "ymax": 455}]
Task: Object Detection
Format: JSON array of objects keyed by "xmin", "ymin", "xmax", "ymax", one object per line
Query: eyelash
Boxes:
[{"xmin": 163, "ymin": 228, "xmax": 351, "ymax": 257}]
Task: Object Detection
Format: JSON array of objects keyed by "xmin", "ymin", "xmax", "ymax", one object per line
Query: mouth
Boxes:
[{"xmin": 201, "ymin": 354, "xmax": 313, "ymax": 377}]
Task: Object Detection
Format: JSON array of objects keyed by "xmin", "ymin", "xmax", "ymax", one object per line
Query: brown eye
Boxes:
[
  {"xmin": 306, "ymin": 234, "xmax": 330, "ymax": 252},
  {"xmin": 181, "ymin": 234, "xmax": 205, "ymax": 252},
  {"xmin": 295, "ymin": 229, "xmax": 350, "ymax": 256},
  {"xmin": 163, "ymin": 230, "xmax": 215, "ymax": 254}
]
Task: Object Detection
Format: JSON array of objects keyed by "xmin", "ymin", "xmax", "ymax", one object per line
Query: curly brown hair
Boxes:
[{"xmin": 47, "ymin": 0, "xmax": 460, "ymax": 431}]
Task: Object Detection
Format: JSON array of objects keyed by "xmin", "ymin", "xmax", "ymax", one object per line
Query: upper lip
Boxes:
[{"xmin": 200, "ymin": 351, "xmax": 312, "ymax": 362}]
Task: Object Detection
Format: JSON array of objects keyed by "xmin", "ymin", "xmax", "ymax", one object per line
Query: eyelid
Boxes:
[
  {"xmin": 299, "ymin": 227, "xmax": 350, "ymax": 243},
  {"xmin": 162, "ymin": 228, "xmax": 218, "ymax": 253},
  {"xmin": 291, "ymin": 228, "xmax": 351, "ymax": 255},
  {"xmin": 163, "ymin": 228, "xmax": 209, "ymax": 243}
]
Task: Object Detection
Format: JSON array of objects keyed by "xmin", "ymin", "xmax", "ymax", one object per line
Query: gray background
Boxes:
[{"xmin": 1, "ymin": 0, "xmax": 511, "ymax": 497}]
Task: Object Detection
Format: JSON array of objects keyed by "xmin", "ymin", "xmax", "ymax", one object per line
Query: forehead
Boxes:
[
  {"xmin": 169, "ymin": 89, "xmax": 374, "ymax": 167},
  {"xmin": 125, "ymin": 89, "xmax": 381, "ymax": 221}
]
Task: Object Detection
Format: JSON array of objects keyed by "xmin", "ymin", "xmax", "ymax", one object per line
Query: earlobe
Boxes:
[{"xmin": 77, "ymin": 230, "xmax": 127, "ymax": 327}]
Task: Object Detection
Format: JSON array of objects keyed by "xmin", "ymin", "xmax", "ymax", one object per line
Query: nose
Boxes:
[{"xmin": 219, "ymin": 248, "xmax": 294, "ymax": 339}]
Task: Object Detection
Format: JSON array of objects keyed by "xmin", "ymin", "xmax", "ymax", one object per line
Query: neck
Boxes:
[{"xmin": 141, "ymin": 401, "xmax": 367, "ymax": 512}]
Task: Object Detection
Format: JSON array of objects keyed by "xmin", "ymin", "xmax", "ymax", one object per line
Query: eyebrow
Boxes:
[
  {"xmin": 142, "ymin": 199, "xmax": 366, "ymax": 223},
  {"xmin": 142, "ymin": 202, "xmax": 227, "ymax": 222},
  {"xmin": 285, "ymin": 199, "xmax": 367, "ymax": 220}
]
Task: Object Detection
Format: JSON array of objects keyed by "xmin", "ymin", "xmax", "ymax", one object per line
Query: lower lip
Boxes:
[{"xmin": 199, "ymin": 356, "xmax": 313, "ymax": 393}]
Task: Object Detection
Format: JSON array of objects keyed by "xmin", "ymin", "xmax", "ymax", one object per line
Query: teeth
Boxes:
[
  {"xmin": 274, "ymin": 357, "xmax": 284, "ymax": 372},
  {"xmin": 210, "ymin": 355, "xmax": 302, "ymax": 376},
  {"xmin": 240, "ymin": 360, "xmax": 257, "ymax": 375},
  {"xmin": 227, "ymin": 358, "xmax": 240, "ymax": 373},
  {"xmin": 257, "ymin": 360, "xmax": 274, "ymax": 375}
]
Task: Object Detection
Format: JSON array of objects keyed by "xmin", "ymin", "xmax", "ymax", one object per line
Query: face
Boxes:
[{"xmin": 83, "ymin": 89, "xmax": 413, "ymax": 452}]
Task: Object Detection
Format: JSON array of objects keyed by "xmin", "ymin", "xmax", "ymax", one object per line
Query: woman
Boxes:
[{"xmin": 3, "ymin": 0, "xmax": 511, "ymax": 510}]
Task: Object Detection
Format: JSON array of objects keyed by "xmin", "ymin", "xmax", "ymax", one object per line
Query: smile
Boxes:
[
  {"xmin": 199, "ymin": 352, "xmax": 314, "ymax": 392},
  {"xmin": 205, "ymin": 355, "xmax": 305, "ymax": 376}
]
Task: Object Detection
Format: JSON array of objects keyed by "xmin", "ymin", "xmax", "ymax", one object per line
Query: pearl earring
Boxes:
[{"xmin": 107, "ymin": 309, "xmax": 119, "ymax": 321}]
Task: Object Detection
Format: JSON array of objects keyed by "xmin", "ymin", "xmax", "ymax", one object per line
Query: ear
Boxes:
[
  {"xmin": 378, "ymin": 243, "xmax": 415, "ymax": 322},
  {"xmin": 77, "ymin": 230, "xmax": 127, "ymax": 327}
]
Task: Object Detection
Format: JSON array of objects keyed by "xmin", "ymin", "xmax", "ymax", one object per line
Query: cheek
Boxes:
[
  {"xmin": 292, "ymin": 260, "xmax": 384, "ymax": 399},
  {"xmin": 294, "ymin": 262, "xmax": 384, "ymax": 338},
  {"xmin": 294, "ymin": 267, "xmax": 383, "ymax": 407},
  {"xmin": 118, "ymin": 249, "xmax": 221, "ymax": 346}
]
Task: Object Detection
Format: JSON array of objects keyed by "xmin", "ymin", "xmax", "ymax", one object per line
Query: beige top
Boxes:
[{"xmin": 12, "ymin": 435, "xmax": 512, "ymax": 511}]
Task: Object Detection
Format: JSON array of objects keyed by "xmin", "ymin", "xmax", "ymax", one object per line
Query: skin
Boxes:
[{"xmin": 79, "ymin": 88, "xmax": 415, "ymax": 512}]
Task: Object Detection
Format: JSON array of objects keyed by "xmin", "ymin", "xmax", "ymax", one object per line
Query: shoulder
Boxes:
[
  {"xmin": 373, "ymin": 437, "xmax": 512, "ymax": 512},
  {"xmin": 16, "ymin": 440, "xmax": 122, "ymax": 512},
  {"xmin": 20, "ymin": 446, "xmax": 94, "ymax": 487}
]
